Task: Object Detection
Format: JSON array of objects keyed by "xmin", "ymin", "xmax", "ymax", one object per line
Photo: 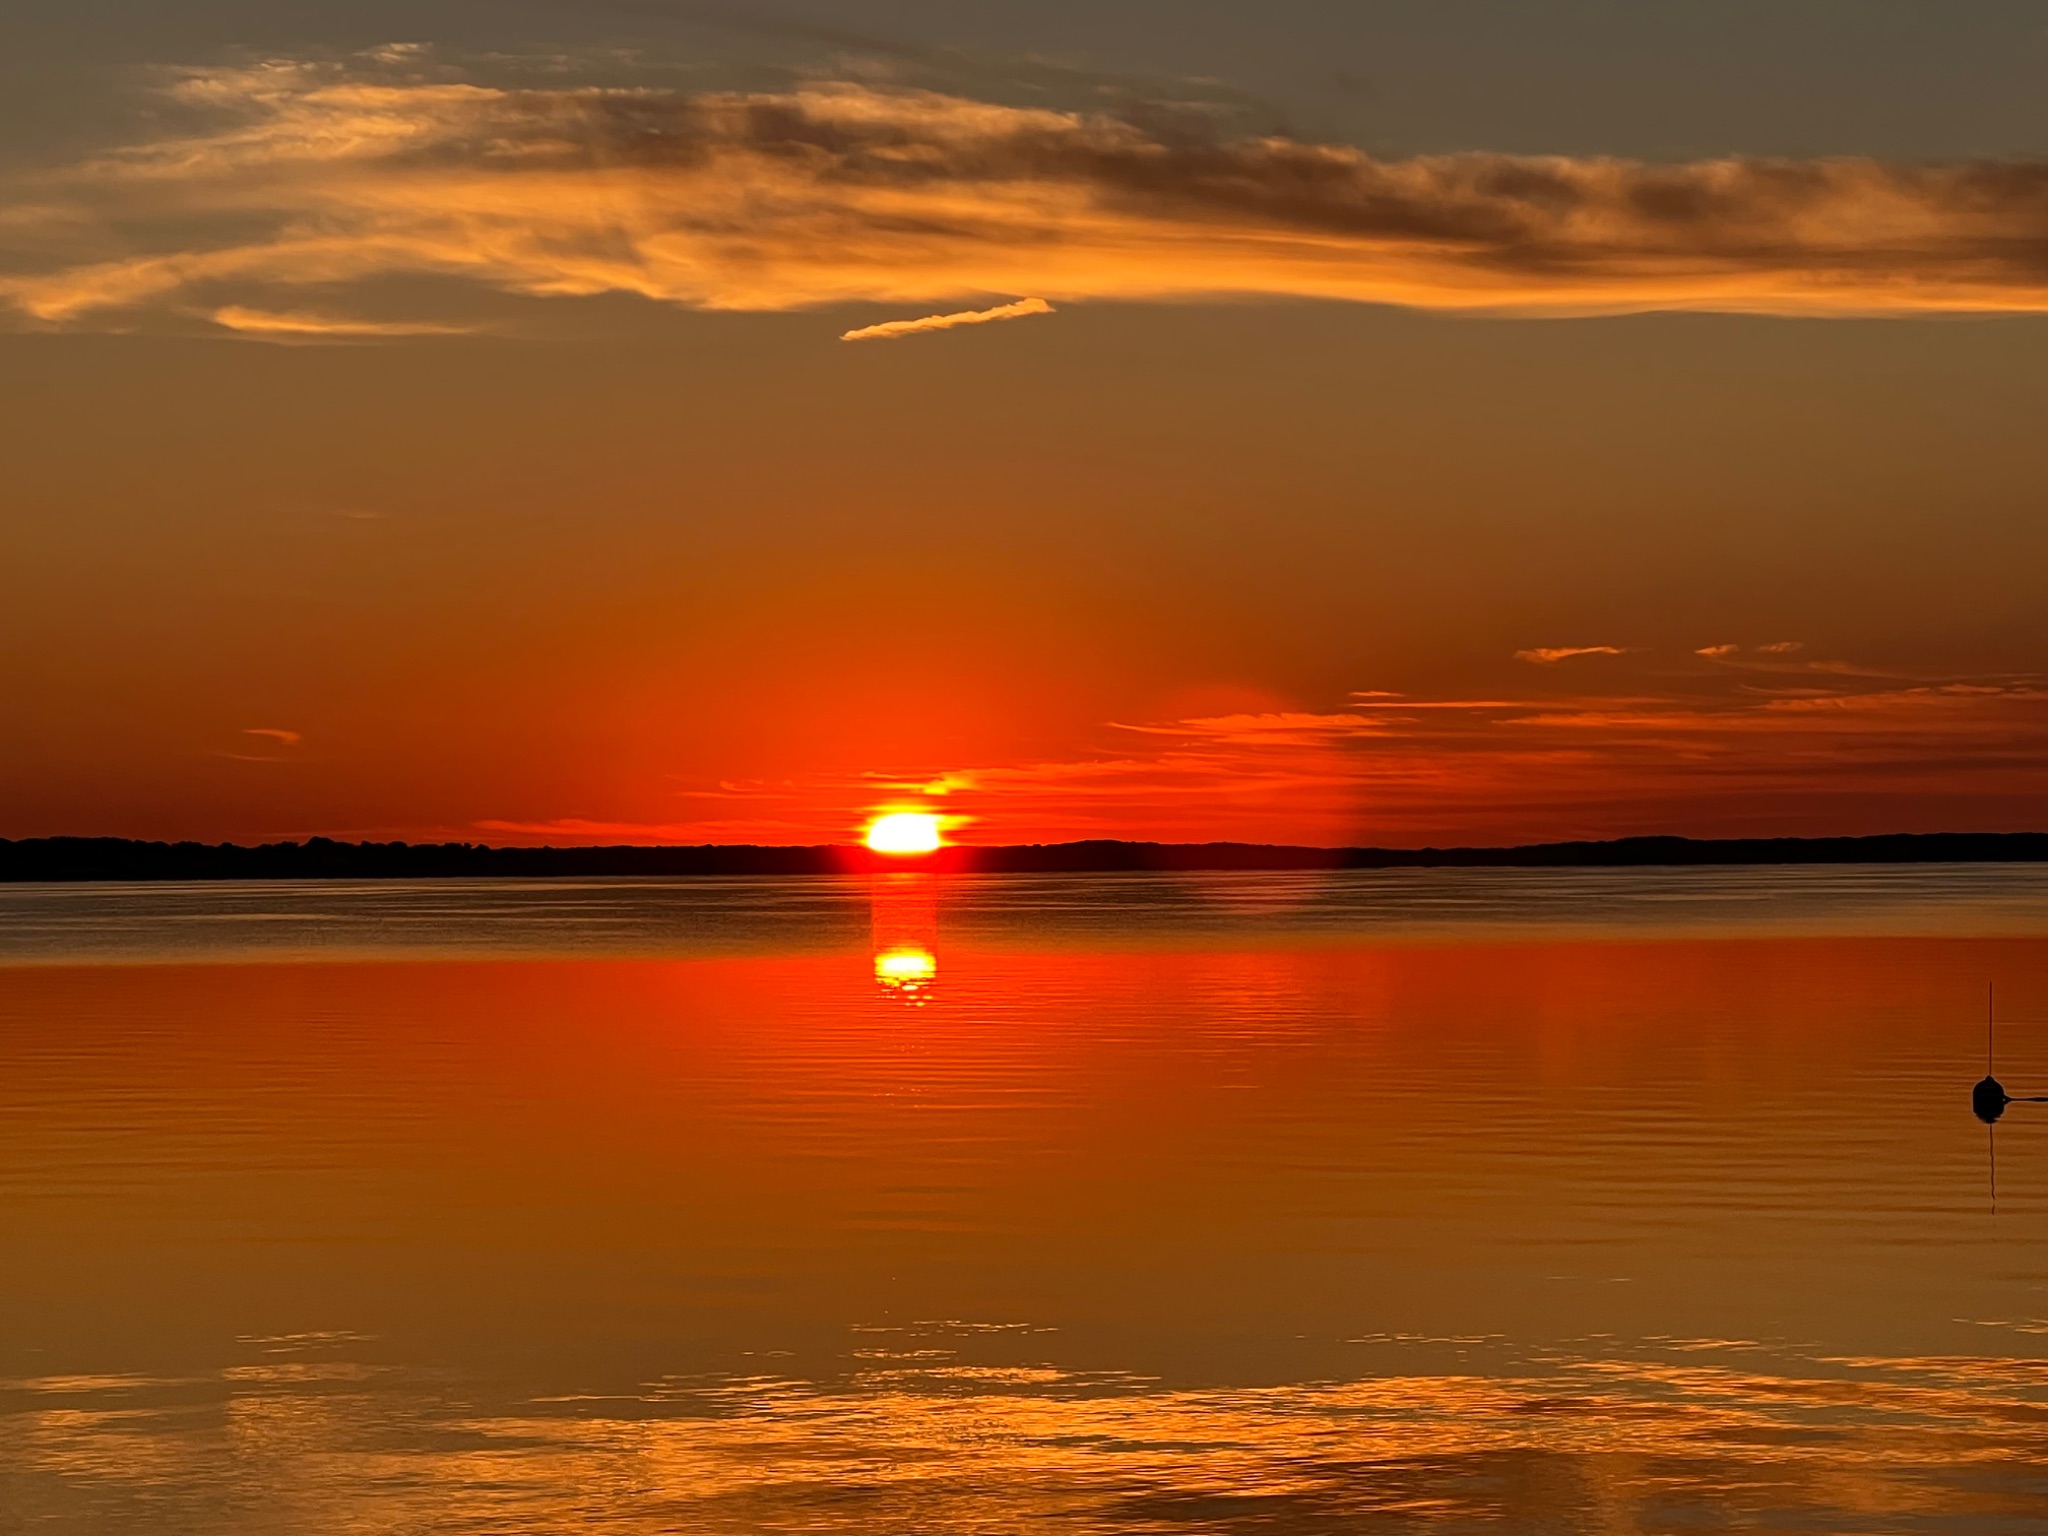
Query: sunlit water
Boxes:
[{"xmin": 3, "ymin": 866, "xmax": 2046, "ymax": 1532}]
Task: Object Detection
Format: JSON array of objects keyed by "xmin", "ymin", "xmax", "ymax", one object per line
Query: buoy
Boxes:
[
  {"xmin": 1974, "ymin": 1075, "xmax": 2010, "ymax": 1124},
  {"xmin": 1974, "ymin": 983, "xmax": 2011, "ymax": 1123}
]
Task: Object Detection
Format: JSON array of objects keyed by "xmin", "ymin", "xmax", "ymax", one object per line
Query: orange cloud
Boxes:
[
  {"xmin": 841, "ymin": 297, "xmax": 1052, "ymax": 342},
  {"xmin": 1515, "ymin": 646, "xmax": 1625, "ymax": 664},
  {"xmin": 473, "ymin": 817, "xmax": 742, "ymax": 843},
  {"xmin": 211, "ymin": 305, "xmax": 482, "ymax": 339},
  {"xmin": 14, "ymin": 59, "xmax": 2048, "ymax": 332},
  {"xmin": 1112, "ymin": 710, "xmax": 1390, "ymax": 745},
  {"xmin": 213, "ymin": 726, "xmax": 305, "ymax": 764}
]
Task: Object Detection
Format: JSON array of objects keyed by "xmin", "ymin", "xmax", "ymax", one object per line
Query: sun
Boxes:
[{"xmin": 865, "ymin": 811, "xmax": 943, "ymax": 855}]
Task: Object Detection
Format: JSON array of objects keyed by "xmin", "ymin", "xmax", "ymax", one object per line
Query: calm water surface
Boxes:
[{"xmin": 3, "ymin": 866, "xmax": 2046, "ymax": 1532}]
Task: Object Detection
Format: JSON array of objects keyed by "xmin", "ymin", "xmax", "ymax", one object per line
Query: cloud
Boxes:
[
  {"xmin": 473, "ymin": 817, "xmax": 729, "ymax": 842},
  {"xmin": 14, "ymin": 58, "xmax": 2048, "ymax": 331},
  {"xmin": 840, "ymin": 296, "xmax": 1052, "ymax": 341},
  {"xmin": 213, "ymin": 725, "xmax": 304, "ymax": 763},
  {"xmin": 1696, "ymin": 641, "xmax": 1865, "ymax": 676},
  {"xmin": 1349, "ymin": 695, "xmax": 1527, "ymax": 709},
  {"xmin": 211, "ymin": 305, "xmax": 483, "ymax": 339},
  {"xmin": 1516, "ymin": 646, "xmax": 1625, "ymax": 665},
  {"xmin": 1112, "ymin": 710, "xmax": 1389, "ymax": 745}
]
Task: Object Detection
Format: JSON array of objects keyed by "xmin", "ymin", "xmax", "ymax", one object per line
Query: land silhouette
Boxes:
[{"xmin": 4, "ymin": 831, "xmax": 2046, "ymax": 882}]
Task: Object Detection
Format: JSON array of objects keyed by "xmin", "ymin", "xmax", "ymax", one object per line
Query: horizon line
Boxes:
[{"xmin": 6, "ymin": 830, "xmax": 2048, "ymax": 884}]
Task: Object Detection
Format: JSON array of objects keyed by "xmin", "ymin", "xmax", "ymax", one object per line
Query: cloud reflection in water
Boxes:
[{"xmin": 5, "ymin": 1340, "xmax": 2047, "ymax": 1532}]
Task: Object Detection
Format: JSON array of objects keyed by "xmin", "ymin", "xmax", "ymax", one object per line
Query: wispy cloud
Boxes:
[
  {"xmin": 473, "ymin": 817, "xmax": 734, "ymax": 843},
  {"xmin": 213, "ymin": 726, "xmax": 304, "ymax": 764},
  {"xmin": 14, "ymin": 56, "xmax": 2048, "ymax": 333},
  {"xmin": 1516, "ymin": 646, "xmax": 1625, "ymax": 665},
  {"xmin": 1699, "ymin": 641, "xmax": 1804, "ymax": 661},
  {"xmin": 211, "ymin": 305, "xmax": 483, "ymax": 339},
  {"xmin": 841, "ymin": 297, "xmax": 1051, "ymax": 342},
  {"xmin": 1112, "ymin": 710, "xmax": 1390, "ymax": 745}
]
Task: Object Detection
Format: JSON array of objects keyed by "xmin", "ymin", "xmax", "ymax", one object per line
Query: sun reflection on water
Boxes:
[
  {"xmin": 874, "ymin": 945, "xmax": 937, "ymax": 996},
  {"xmin": 869, "ymin": 872, "xmax": 940, "ymax": 1001}
]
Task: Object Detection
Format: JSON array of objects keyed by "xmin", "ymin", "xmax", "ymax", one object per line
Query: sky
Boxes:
[{"xmin": 5, "ymin": 1, "xmax": 2048, "ymax": 848}]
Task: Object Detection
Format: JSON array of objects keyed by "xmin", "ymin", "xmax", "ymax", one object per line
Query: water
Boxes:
[{"xmin": 3, "ymin": 866, "xmax": 2046, "ymax": 1531}]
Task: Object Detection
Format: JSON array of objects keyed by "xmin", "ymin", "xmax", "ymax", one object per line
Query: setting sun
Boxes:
[{"xmin": 864, "ymin": 811, "xmax": 944, "ymax": 855}]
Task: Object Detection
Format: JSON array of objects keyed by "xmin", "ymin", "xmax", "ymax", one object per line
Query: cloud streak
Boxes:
[
  {"xmin": 841, "ymin": 296, "xmax": 1051, "ymax": 342},
  {"xmin": 210, "ymin": 305, "xmax": 483, "ymax": 338},
  {"xmin": 14, "ymin": 57, "xmax": 2048, "ymax": 332},
  {"xmin": 1516, "ymin": 646, "xmax": 1625, "ymax": 665}
]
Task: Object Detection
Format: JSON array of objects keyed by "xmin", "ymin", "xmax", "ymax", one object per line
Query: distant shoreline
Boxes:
[{"xmin": 4, "ymin": 832, "xmax": 2046, "ymax": 883}]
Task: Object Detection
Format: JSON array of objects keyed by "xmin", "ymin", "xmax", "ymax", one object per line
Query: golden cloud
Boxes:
[
  {"xmin": 841, "ymin": 296, "xmax": 1053, "ymax": 341},
  {"xmin": 210, "ymin": 305, "xmax": 483, "ymax": 338},
  {"xmin": 12, "ymin": 60, "xmax": 2048, "ymax": 331}
]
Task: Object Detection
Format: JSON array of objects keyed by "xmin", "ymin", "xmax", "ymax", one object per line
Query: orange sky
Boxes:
[{"xmin": 4, "ymin": 32, "xmax": 2048, "ymax": 847}]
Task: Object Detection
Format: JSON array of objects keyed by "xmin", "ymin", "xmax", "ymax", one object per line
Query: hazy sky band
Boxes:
[{"xmin": 14, "ymin": 61, "xmax": 2048, "ymax": 332}]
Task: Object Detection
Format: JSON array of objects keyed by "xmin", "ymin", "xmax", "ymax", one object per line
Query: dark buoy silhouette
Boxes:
[
  {"xmin": 1972, "ymin": 983, "xmax": 2047, "ymax": 1124},
  {"xmin": 1975, "ymin": 983, "xmax": 2007, "ymax": 1123},
  {"xmin": 1974, "ymin": 1074, "xmax": 2010, "ymax": 1124}
]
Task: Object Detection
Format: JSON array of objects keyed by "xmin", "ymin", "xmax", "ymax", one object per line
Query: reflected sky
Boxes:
[
  {"xmin": 7, "ymin": 863, "xmax": 2048, "ymax": 965},
  {"xmin": 3, "ymin": 870, "xmax": 2047, "ymax": 1530},
  {"xmin": 7, "ymin": 1341, "xmax": 2047, "ymax": 1533}
]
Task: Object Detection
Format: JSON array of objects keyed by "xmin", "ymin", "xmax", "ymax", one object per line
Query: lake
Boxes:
[{"xmin": 3, "ymin": 866, "xmax": 2046, "ymax": 1531}]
